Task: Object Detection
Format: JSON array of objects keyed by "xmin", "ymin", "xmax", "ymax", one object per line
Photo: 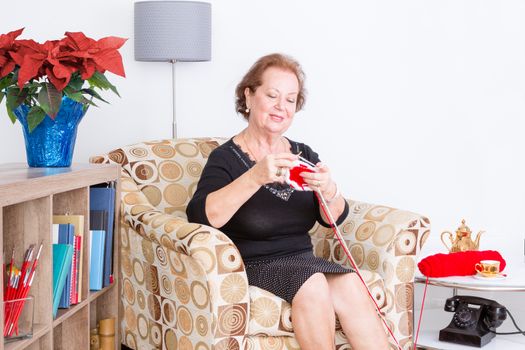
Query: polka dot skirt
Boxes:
[{"xmin": 244, "ymin": 250, "xmax": 354, "ymax": 304}]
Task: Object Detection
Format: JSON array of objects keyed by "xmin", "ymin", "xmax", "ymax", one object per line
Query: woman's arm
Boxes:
[
  {"xmin": 204, "ymin": 152, "xmax": 298, "ymax": 228},
  {"xmin": 300, "ymin": 162, "xmax": 347, "ymax": 224},
  {"xmin": 316, "ymin": 175, "xmax": 346, "ymax": 223}
]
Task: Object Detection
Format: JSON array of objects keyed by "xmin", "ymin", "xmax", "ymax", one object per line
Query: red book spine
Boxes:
[
  {"xmin": 75, "ymin": 235, "xmax": 82, "ymax": 303},
  {"xmin": 70, "ymin": 236, "xmax": 80, "ymax": 304},
  {"xmin": 69, "ymin": 239, "xmax": 76, "ymax": 305}
]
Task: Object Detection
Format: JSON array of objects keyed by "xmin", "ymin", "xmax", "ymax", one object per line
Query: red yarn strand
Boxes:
[
  {"xmin": 413, "ymin": 276, "xmax": 429, "ymax": 350},
  {"xmin": 315, "ymin": 192, "xmax": 402, "ymax": 350}
]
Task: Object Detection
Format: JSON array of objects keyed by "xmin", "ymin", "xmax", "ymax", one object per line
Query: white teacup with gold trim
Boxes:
[{"xmin": 475, "ymin": 260, "xmax": 500, "ymax": 277}]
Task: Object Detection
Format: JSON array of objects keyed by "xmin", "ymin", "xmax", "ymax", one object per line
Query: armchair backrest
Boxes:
[{"xmin": 90, "ymin": 137, "xmax": 227, "ymax": 219}]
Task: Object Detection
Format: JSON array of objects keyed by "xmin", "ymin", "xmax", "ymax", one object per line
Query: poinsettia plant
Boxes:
[{"xmin": 0, "ymin": 28, "xmax": 126, "ymax": 131}]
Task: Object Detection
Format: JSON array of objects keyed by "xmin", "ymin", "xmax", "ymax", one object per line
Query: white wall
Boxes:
[{"xmin": 2, "ymin": 1, "xmax": 525, "ymax": 267}]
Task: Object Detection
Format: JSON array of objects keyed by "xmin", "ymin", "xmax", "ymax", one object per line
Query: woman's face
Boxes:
[{"xmin": 245, "ymin": 67, "xmax": 299, "ymax": 136}]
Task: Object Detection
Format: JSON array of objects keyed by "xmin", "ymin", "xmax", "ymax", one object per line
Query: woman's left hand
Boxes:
[{"xmin": 300, "ymin": 162, "xmax": 337, "ymax": 199}]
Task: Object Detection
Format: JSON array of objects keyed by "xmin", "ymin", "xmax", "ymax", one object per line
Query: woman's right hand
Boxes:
[{"xmin": 249, "ymin": 153, "xmax": 298, "ymax": 186}]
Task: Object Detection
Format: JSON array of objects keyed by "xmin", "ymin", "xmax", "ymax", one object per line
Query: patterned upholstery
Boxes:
[{"xmin": 90, "ymin": 137, "xmax": 430, "ymax": 350}]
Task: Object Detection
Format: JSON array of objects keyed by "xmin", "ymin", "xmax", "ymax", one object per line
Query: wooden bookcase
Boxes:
[{"xmin": 0, "ymin": 163, "xmax": 120, "ymax": 350}]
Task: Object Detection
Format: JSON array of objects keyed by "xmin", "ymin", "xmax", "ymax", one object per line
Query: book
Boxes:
[
  {"xmin": 52, "ymin": 244, "xmax": 74, "ymax": 319},
  {"xmin": 73, "ymin": 235, "xmax": 82, "ymax": 304},
  {"xmin": 90, "ymin": 187, "xmax": 115, "ymax": 288},
  {"xmin": 89, "ymin": 230, "xmax": 106, "ymax": 291},
  {"xmin": 56, "ymin": 224, "xmax": 74, "ymax": 309},
  {"xmin": 90, "ymin": 210, "xmax": 108, "ymax": 232},
  {"xmin": 52, "ymin": 224, "xmax": 59, "ymax": 244},
  {"xmin": 53, "ymin": 215, "xmax": 84, "ymax": 303}
]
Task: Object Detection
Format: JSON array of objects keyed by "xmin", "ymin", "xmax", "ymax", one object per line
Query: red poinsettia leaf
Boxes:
[
  {"xmin": 45, "ymin": 66, "xmax": 70, "ymax": 91},
  {"xmin": 0, "ymin": 61, "xmax": 15, "ymax": 78},
  {"xmin": 11, "ymin": 40, "xmax": 46, "ymax": 66},
  {"xmin": 93, "ymin": 50, "xmax": 126, "ymax": 77},
  {"xmin": 60, "ymin": 50, "xmax": 92, "ymax": 59},
  {"xmin": 97, "ymin": 36, "xmax": 127, "ymax": 51},
  {"xmin": 41, "ymin": 40, "xmax": 58, "ymax": 53},
  {"xmin": 80, "ymin": 60, "xmax": 96, "ymax": 80},
  {"xmin": 16, "ymin": 39, "xmax": 44, "ymax": 53},
  {"xmin": 8, "ymin": 50, "xmax": 24, "ymax": 65},
  {"xmin": 63, "ymin": 32, "xmax": 96, "ymax": 51},
  {"xmin": 17, "ymin": 55, "xmax": 45, "ymax": 88},
  {"xmin": 0, "ymin": 28, "xmax": 23, "ymax": 49},
  {"xmin": 52, "ymin": 62, "xmax": 76, "ymax": 80}
]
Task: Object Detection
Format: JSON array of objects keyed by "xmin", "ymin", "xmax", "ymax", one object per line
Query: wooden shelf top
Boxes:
[{"xmin": 0, "ymin": 163, "xmax": 119, "ymax": 206}]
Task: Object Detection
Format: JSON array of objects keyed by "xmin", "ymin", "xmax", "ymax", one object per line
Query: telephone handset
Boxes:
[{"xmin": 439, "ymin": 295, "xmax": 507, "ymax": 347}]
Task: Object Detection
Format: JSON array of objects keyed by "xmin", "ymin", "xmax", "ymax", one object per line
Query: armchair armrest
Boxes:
[
  {"xmin": 310, "ymin": 199, "xmax": 430, "ymax": 346},
  {"xmin": 310, "ymin": 199, "xmax": 430, "ymax": 281}
]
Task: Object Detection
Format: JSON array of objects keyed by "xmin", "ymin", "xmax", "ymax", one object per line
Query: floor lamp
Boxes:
[{"xmin": 134, "ymin": 1, "xmax": 212, "ymax": 139}]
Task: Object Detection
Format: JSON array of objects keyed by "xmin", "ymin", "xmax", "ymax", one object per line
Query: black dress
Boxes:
[{"xmin": 186, "ymin": 138, "xmax": 353, "ymax": 303}]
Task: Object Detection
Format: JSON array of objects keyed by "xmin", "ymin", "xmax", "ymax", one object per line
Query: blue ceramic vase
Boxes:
[{"xmin": 14, "ymin": 97, "xmax": 87, "ymax": 167}]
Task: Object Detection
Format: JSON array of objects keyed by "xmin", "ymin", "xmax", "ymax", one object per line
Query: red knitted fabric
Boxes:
[{"xmin": 418, "ymin": 250, "xmax": 506, "ymax": 277}]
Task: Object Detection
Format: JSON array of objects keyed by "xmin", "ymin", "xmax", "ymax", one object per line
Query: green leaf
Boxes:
[
  {"xmin": 0, "ymin": 75, "xmax": 12, "ymax": 91},
  {"xmin": 83, "ymin": 98, "xmax": 98, "ymax": 107},
  {"xmin": 6, "ymin": 87, "xmax": 24, "ymax": 110},
  {"xmin": 5, "ymin": 87, "xmax": 29, "ymax": 123},
  {"xmin": 27, "ymin": 83, "xmax": 39, "ymax": 95},
  {"xmin": 68, "ymin": 73, "xmax": 84, "ymax": 91},
  {"xmin": 6, "ymin": 106, "xmax": 17, "ymax": 123},
  {"xmin": 38, "ymin": 83, "xmax": 62, "ymax": 119},
  {"xmin": 27, "ymin": 106, "xmax": 46, "ymax": 133},
  {"xmin": 64, "ymin": 89, "xmax": 83, "ymax": 101},
  {"xmin": 0, "ymin": 92, "xmax": 4, "ymax": 105},
  {"xmin": 88, "ymin": 71, "xmax": 120, "ymax": 97},
  {"xmin": 81, "ymin": 88, "xmax": 109, "ymax": 103},
  {"xmin": 64, "ymin": 88, "xmax": 96, "ymax": 106}
]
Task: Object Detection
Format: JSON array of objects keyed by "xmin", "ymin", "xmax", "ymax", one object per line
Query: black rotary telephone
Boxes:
[{"xmin": 439, "ymin": 295, "xmax": 507, "ymax": 347}]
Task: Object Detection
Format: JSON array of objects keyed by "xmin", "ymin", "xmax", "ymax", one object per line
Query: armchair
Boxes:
[{"xmin": 90, "ymin": 137, "xmax": 430, "ymax": 350}]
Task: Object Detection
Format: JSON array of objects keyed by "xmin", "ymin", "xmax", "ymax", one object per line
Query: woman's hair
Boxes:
[{"xmin": 235, "ymin": 53, "xmax": 306, "ymax": 120}]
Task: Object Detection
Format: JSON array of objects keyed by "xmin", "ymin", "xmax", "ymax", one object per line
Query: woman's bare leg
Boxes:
[
  {"xmin": 292, "ymin": 273, "xmax": 336, "ymax": 350},
  {"xmin": 326, "ymin": 273, "xmax": 390, "ymax": 350}
]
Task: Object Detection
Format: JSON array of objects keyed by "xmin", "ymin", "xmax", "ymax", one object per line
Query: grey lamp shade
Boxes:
[{"xmin": 134, "ymin": 1, "xmax": 211, "ymax": 62}]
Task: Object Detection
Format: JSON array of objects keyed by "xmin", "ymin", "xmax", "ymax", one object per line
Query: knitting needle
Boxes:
[{"xmin": 298, "ymin": 155, "xmax": 317, "ymax": 169}]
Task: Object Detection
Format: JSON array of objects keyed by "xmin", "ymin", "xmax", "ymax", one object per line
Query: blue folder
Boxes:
[
  {"xmin": 89, "ymin": 186, "xmax": 115, "ymax": 287},
  {"xmin": 89, "ymin": 230, "xmax": 106, "ymax": 291},
  {"xmin": 57, "ymin": 224, "xmax": 74, "ymax": 308},
  {"xmin": 52, "ymin": 244, "xmax": 73, "ymax": 318}
]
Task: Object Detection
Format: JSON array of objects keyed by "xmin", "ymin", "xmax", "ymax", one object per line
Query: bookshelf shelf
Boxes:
[
  {"xmin": 0, "ymin": 163, "xmax": 120, "ymax": 350},
  {"xmin": 88, "ymin": 283, "xmax": 116, "ymax": 302},
  {"xmin": 53, "ymin": 299, "xmax": 86, "ymax": 327}
]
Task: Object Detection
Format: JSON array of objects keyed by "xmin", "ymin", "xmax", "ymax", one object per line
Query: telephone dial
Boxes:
[{"xmin": 439, "ymin": 295, "xmax": 507, "ymax": 347}]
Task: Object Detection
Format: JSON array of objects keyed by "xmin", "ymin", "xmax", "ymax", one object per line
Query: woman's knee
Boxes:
[
  {"xmin": 328, "ymin": 273, "xmax": 369, "ymax": 307},
  {"xmin": 293, "ymin": 273, "xmax": 333, "ymax": 310}
]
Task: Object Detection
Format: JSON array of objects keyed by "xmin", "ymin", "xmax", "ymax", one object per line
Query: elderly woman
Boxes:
[{"xmin": 187, "ymin": 53, "xmax": 389, "ymax": 349}]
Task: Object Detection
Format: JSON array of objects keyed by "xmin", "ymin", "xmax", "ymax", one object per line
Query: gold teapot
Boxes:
[{"xmin": 440, "ymin": 219, "xmax": 484, "ymax": 253}]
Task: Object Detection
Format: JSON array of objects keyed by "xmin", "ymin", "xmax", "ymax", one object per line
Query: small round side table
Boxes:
[{"xmin": 413, "ymin": 264, "xmax": 525, "ymax": 350}]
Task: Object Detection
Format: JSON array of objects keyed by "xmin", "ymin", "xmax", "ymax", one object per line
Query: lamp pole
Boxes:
[{"xmin": 171, "ymin": 59, "xmax": 177, "ymax": 139}]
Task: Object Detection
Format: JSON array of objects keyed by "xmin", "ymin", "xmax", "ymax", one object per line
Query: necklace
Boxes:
[{"xmin": 241, "ymin": 132, "xmax": 287, "ymax": 162}]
